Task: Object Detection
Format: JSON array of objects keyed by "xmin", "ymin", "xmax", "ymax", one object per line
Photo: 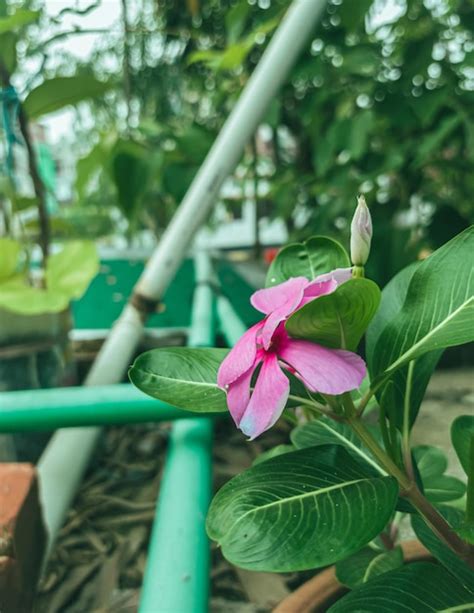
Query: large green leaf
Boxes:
[
  {"xmin": 367, "ymin": 262, "xmax": 442, "ymax": 429},
  {"xmin": 451, "ymin": 415, "xmax": 474, "ymax": 476},
  {"xmin": 0, "ymin": 278, "xmax": 68, "ymax": 315},
  {"xmin": 46, "ymin": 241, "xmax": 99, "ymax": 300},
  {"xmin": 24, "ymin": 76, "xmax": 112, "ymax": 119},
  {"xmin": 0, "ymin": 9, "xmax": 40, "ymax": 33},
  {"xmin": 266, "ymin": 236, "xmax": 350, "ymax": 287},
  {"xmin": 371, "ymin": 227, "xmax": 474, "ymax": 390},
  {"xmin": 336, "ymin": 546, "xmax": 403, "ymax": 589},
  {"xmin": 286, "ymin": 278, "xmax": 380, "ymax": 350},
  {"xmin": 291, "ymin": 417, "xmax": 384, "ymax": 475},
  {"xmin": 129, "ymin": 347, "xmax": 228, "ymax": 413},
  {"xmin": 412, "ymin": 506, "xmax": 474, "ymax": 593},
  {"xmin": 206, "ymin": 445, "xmax": 398, "ymax": 571},
  {"xmin": 414, "ymin": 445, "xmax": 466, "ymax": 503},
  {"xmin": 329, "ymin": 562, "xmax": 474, "ymax": 612}
]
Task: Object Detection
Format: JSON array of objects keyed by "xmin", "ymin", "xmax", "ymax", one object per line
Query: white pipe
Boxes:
[
  {"xmin": 87, "ymin": 0, "xmax": 327, "ymax": 384},
  {"xmin": 37, "ymin": 0, "xmax": 327, "ymax": 556}
]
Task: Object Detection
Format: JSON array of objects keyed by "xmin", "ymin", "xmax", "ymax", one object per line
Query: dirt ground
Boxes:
[{"xmin": 33, "ymin": 367, "xmax": 473, "ymax": 613}]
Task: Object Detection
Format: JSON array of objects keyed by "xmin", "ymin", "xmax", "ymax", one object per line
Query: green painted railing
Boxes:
[
  {"xmin": 139, "ymin": 252, "xmax": 216, "ymax": 612},
  {"xmin": 0, "ymin": 385, "xmax": 191, "ymax": 432}
]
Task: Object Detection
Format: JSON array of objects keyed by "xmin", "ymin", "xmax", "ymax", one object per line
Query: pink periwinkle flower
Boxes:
[{"xmin": 217, "ymin": 271, "xmax": 366, "ymax": 439}]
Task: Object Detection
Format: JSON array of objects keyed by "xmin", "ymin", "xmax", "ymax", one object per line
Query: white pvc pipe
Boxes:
[
  {"xmin": 37, "ymin": 0, "xmax": 327, "ymax": 556},
  {"xmin": 87, "ymin": 0, "xmax": 327, "ymax": 384}
]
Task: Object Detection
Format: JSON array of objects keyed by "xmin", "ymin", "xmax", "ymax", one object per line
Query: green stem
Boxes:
[
  {"xmin": 347, "ymin": 414, "xmax": 474, "ymax": 569},
  {"xmin": 288, "ymin": 394, "xmax": 339, "ymax": 420},
  {"xmin": 402, "ymin": 361, "xmax": 416, "ymax": 480}
]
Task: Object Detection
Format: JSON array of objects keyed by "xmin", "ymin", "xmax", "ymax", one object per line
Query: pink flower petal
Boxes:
[
  {"xmin": 227, "ymin": 358, "xmax": 261, "ymax": 426},
  {"xmin": 239, "ymin": 353, "xmax": 290, "ymax": 439},
  {"xmin": 217, "ymin": 321, "xmax": 263, "ymax": 387},
  {"xmin": 251, "ymin": 277, "xmax": 309, "ymax": 314},
  {"xmin": 278, "ymin": 339, "xmax": 366, "ymax": 395},
  {"xmin": 312, "ymin": 267, "xmax": 353, "ymax": 286}
]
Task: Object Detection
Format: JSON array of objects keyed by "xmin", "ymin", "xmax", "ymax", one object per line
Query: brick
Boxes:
[{"xmin": 0, "ymin": 463, "xmax": 46, "ymax": 613}]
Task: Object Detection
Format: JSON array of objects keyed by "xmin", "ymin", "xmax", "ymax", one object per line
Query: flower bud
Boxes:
[{"xmin": 350, "ymin": 194, "xmax": 372, "ymax": 266}]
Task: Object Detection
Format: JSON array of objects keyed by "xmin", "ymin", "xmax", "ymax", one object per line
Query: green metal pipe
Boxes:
[
  {"xmin": 139, "ymin": 253, "xmax": 215, "ymax": 613},
  {"xmin": 217, "ymin": 294, "xmax": 248, "ymax": 346},
  {"xmin": 0, "ymin": 385, "xmax": 195, "ymax": 432}
]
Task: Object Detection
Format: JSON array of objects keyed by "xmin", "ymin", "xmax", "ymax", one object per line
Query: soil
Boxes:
[{"xmin": 32, "ymin": 367, "xmax": 473, "ymax": 613}]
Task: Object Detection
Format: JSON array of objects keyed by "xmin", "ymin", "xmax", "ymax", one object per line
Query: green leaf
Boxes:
[
  {"xmin": 0, "ymin": 237, "xmax": 21, "ymax": 281},
  {"xmin": 349, "ymin": 111, "xmax": 374, "ymax": 160},
  {"xmin": 413, "ymin": 445, "xmax": 465, "ymax": 503},
  {"xmin": 291, "ymin": 416, "xmax": 384, "ymax": 475},
  {"xmin": 252, "ymin": 444, "xmax": 295, "ymax": 466},
  {"xmin": 414, "ymin": 115, "xmax": 462, "ymax": 166},
  {"xmin": 367, "ymin": 262, "xmax": 442, "ymax": 429},
  {"xmin": 412, "ymin": 507, "xmax": 474, "ymax": 593},
  {"xmin": 286, "ymin": 278, "xmax": 381, "ymax": 350},
  {"xmin": 0, "ymin": 278, "xmax": 69, "ymax": 315},
  {"xmin": 371, "ymin": 228, "xmax": 474, "ymax": 386},
  {"xmin": 206, "ymin": 445, "xmax": 398, "ymax": 571},
  {"xmin": 225, "ymin": 0, "xmax": 251, "ymax": 44},
  {"xmin": 24, "ymin": 76, "xmax": 112, "ymax": 119},
  {"xmin": 329, "ymin": 562, "xmax": 474, "ymax": 612},
  {"xmin": 46, "ymin": 241, "xmax": 99, "ymax": 300},
  {"xmin": 339, "ymin": 0, "xmax": 373, "ymax": 32},
  {"xmin": 129, "ymin": 347, "xmax": 228, "ymax": 413},
  {"xmin": 336, "ymin": 546, "xmax": 403, "ymax": 589},
  {"xmin": 109, "ymin": 139, "xmax": 150, "ymax": 219},
  {"xmin": 451, "ymin": 415, "xmax": 474, "ymax": 475},
  {"xmin": 0, "ymin": 31, "xmax": 17, "ymax": 73},
  {"xmin": 0, "ymin": 9, "xmax": 40, "ymax": 34},
  {"xmin": 266, "ymin": 236, "xmax": 350, "ymax": 287}
]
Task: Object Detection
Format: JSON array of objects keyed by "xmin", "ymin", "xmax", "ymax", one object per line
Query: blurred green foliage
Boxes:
[{"xmin": 1, "ymin": 0, "xmax": 473, "ymax": 284}]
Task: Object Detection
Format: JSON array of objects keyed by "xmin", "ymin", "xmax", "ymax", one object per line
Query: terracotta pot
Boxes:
[{"xmin": 273, "ymin": 540, "xmax": 432, "ymax": 613}]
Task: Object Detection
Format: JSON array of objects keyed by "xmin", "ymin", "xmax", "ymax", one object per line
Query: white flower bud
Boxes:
[{"xmin": 350, "ymin": 194, "xmax": 372, "ymax": 266}]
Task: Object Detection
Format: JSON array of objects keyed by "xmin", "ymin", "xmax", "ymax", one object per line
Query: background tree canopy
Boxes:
[{"xmin": 2, "ymin": 0, "xmax": 473, "ymax": 285}]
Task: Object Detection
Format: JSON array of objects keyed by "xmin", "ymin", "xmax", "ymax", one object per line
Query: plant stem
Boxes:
[
  {"xmin": 402, "ymin": 361, "xmax": 416, "ymax": 480},
  {"xmin": 0, "ymin": 61, "xmax": 50, "ymax": 266},
  {"xmin": 346, "ymin": 414, "xmax": 474, "ymax": 569},
  {"xmin": 466, "ymin": 435, "xmax": 474, "ymax": 524}
]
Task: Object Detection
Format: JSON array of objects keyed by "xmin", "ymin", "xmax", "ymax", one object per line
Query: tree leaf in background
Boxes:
[
  {"xmin": 0, "ymin": 8, "xmax": 40, "ymax": 34},
  {"xmin": 291, "ymin": 416, "xmax": 384, "ymax": 475},
  {"xmin": 349, "ymin": 110, "xmax": 374, "ymax": 160},
  {"xmin": 266, "ymin": 236, "xmax": 350, "ymax": 287},
  {"xmin": 225, "ymin": 0, "xmax": 251, "ymax": 44},
  {"xmin": 129, "ymin": 347, "xmax": 229, "ymax": 413},
  {"xmin": 336, "ymin": 545, "xmax": 403, "ymax": 589},
  {"xmin": 451, "ymin": 415, "xmax": 474, "ymax": 476},
  {"xmin": 46, "ymin": 241, "xmax": 99, "ymax": 300},
  {"xmin": 286, "ymin": 278, "xmax": 380, "ymax": 350},
  {"xmin": 109, "ymin": 139, "xmax": 150, "ymax": 220},
  {"xmin": 23, "ymin": 75, "xmax": 112, "ymax": 119},
  {"xmin": 412, "ymin": 506, "xmax": 474, "ymax": 593},
  {"xmin": 370, "ymin": 228, "xmax": 474, "ymax": 408},
  {"xmin": 329, "ymin": 563, "xmax": 474, "ymax": 612},
  {"xmin": 339, "ymin": 0, "xmax": 373, "ymax": 32},
  {"xmin": 207, "ymin": 445, "xmax": 398, "ymax": 571},
  {"xmin": 0, "ymin": 31, "xmax": 17, "ymax": 73},
  {"xmin": 414, "ymin": 115, "xmax": 462, "ymax": 166}
]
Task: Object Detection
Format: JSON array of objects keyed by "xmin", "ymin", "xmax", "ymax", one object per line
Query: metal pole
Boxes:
[
  {"xmin": 139, "ymin": 253, "xmax": 215, "ymax": 612},
  {"xmin": 36, "ymin": 0, "xmax": 327, "ymax": 560}
]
